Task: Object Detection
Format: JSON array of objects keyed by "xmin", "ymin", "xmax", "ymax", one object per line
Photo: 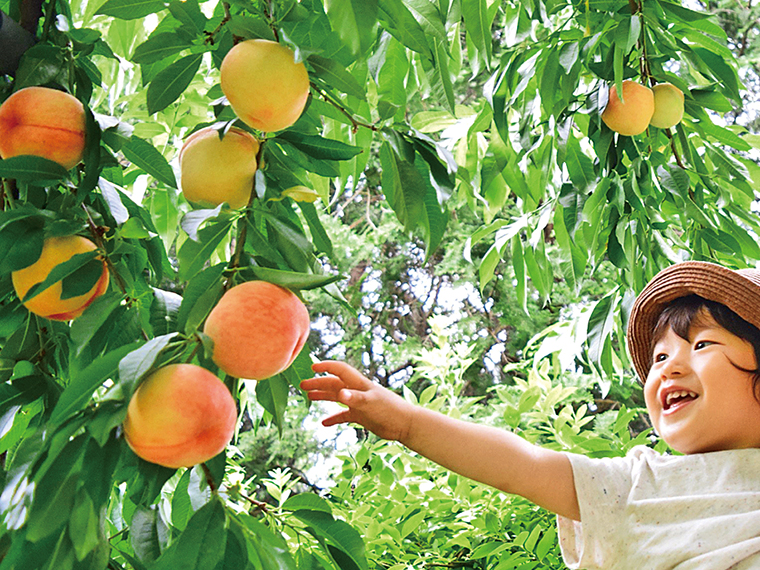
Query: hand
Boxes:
[{"xmin": 300, "ymin": 361, "xmax": 414, "ymax": 442}]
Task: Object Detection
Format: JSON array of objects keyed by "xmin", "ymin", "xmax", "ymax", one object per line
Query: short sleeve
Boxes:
[{"xmin": 557, "ymin": 447, "xmax": 651, "ymax": 569}]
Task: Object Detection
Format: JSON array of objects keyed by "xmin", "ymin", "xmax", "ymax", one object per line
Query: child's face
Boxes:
[{"xmin": 644, "ymin": 309, "xmax": 760, "ymax": 454}]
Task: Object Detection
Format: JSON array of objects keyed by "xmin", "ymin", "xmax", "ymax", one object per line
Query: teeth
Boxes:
[{"xmin": 665, "ymin": 390, "xmax": 697, "ymax": 408}]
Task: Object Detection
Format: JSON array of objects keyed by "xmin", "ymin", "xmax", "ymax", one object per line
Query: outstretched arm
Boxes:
[{"xmin": 301, "ymin": 361, "xmax": 580, "ymax": 521}]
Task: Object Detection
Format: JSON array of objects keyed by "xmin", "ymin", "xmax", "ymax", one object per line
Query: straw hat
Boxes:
[{"xmin": 627, "ymin": 261, "xmax": 760, "ymax": 382}]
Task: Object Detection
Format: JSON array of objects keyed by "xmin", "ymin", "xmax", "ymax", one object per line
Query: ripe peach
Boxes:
[
  {"xmin": 179, "ymin": 126, "xmax": 260, "ymax": 209},
  {"xmin": 123, "ymin": 364, "xmax": 237, "ymax": 468},
  {"xmin": 220, "ymin": 39, "xmax": 310, "ymax": 133},
  {"xmin": 650, "ymin": 83, "xmax": 685, "ymax": 129},
  {"xmin": 11, "ymin": 235, "xmax": 109, "ymax": 321},
  {"xmin": 203, "ymin": 281, "xmax": 310, "ymax": 380},
  {"xmin": 0, "ymin": 86, "xmax": 86, "ymax": 170},
  {"xmin": 601, "ymin": 80, "xmax": 654, "ymax": 136}
]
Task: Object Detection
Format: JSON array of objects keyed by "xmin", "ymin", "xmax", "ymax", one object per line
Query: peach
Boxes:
[
  {"xmin": 0, "ymin": 86, "xmax": 86, "ymax": 170},
  {"xmin": 220, "ymin": 39, "xmax": 310, "ymax": 133},
  {"xmin": 123, "ymin": 364, "xmax": 237, "ymax": 468},
  {"xmin": 650, "ymin": 83, "xmax": 685, "ymax": 129},
  {"xmin": 203, "ymin": 281, "xmax": 310, "ymax": 380},
  {"xmin": 179, "ymin": 126, "xmax": 260, "ymax": 209},
  {"xmin": 601, "ymin": 80, "xmax": 654, "ymax": 136},
  {"xmin": 11, "ymin": 235, "xmax": 109, "ymax": 321}
]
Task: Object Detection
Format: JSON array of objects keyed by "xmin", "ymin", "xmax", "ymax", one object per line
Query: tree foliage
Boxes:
[{"xmin": 0, "ymin": 0, "xmax": 757, "ymax": 567}]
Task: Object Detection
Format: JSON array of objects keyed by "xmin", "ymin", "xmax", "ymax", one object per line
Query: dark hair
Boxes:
[{"xmin": 650, "ymin": 294, "xmax": 760, "ymax": 399}]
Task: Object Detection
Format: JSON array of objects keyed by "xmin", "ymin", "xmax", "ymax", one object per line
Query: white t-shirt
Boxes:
[{"xmin": 557, "ymin": 446, "xmax": 760, "ymax": 569}]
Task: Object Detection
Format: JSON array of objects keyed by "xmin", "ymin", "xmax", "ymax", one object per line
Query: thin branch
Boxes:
[
  {"xmin": 204, "ymin": 2, "xmax": 232, "ymax": 45},
  {"xmin": 311, "ymin": 83, "xmax": 379, "ymax": 134}
]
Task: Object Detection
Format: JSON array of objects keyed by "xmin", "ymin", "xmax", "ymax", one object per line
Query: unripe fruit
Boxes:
[
  {"xmin": 650, "ymin": 83, "xmax": 685, "ymax": 129},
  {"xmin": 220, "ymin": 39, "xmax": 310, "ymax": 133},
  {"xmin": 123, "ymin": 364, "xmax": 237, "ymax": 468},
  {"xmin": 601, "ymin": 80, "xmax": 654, "ymax": 136},
  {"xmin": 11, "ymin": 235, "xmax": 109, "ymax": 321},
  {"xmin": 179, "ymin": 126, "xmax": 259, "ymax": 209},
  {"xmin": 203, "ymin": 281, "xmax": 310, "ymax": 380},
  {"xmin": 0, "ymin": 86, "xmax": 86, "ymax": 170}
]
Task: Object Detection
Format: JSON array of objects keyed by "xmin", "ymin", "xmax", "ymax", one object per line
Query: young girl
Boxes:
[{"xmin": 301, "ymin": 261, "xmax": 760, "ymax": 569}]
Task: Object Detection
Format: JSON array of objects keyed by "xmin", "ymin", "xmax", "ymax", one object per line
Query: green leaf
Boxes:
[
  {"xmin": 379, "ymin": 139, "xmax": 425, "ymax": 231},
  {"xmin": 0, "ymin": 221, "xmax": 45, "ymax": 273},
  {"xmin": 282, "ymin": 493, "xmax": 333, "ymax": 513},
  {"xmin": 99, "ymin": 177, "xmax": 130, "ymax": 225},
  {"xmin": 292, "ymin": 510, "xmax": 367, "ymax": 570},
  {"xmin": 122, "ymin": 135, "xmax": 177, "ymax": 188},
  {"xmin": 178, "ymin": 218, "xmax": 234, "ymax": 282},
  {"xmin": 657, "ymin": 164, "xmax": 690, "ymax": 197},
  {"xmin": 130, "ymin": 507, "xmax": 163, "ymax": 564},
  {"xmin": 21, "ymin": 251, "xmax": 100, "ymax": 304},
  {"xmin": 691, "ymin": 47, "xmax": 741, "ymax": 102},
  {"xmin": 422, "ymin": 40, "xmax": 455, "ymax": 114},
  {"xmin": 565, "ymin": 138, "xmax": 595, "ymax": 191},
  {"xmin": 250, "ymin": 267, "xmax": 341, "ymax": 290},
  {"xmin": 68, "ymin": 489, "xmax": 101, "ymax": 561},
  {"xmin": 276, "ymin": 131, "xmax": 363, "ymax": 161},
  {"xmin": 297, "ymin": 201, "xmax": 333, "ymax": 258},
  {"xmin": 405, "ymin": 0, "xmax": 447, "ymax": 43},
  {"xmin": 118, "ymin": 333, "xmax": 179, "ymax": 396},
  {"xmin": 177, "ymin": 263, "xmax": 226, "ymax": 335},
  {"xmin": 181, "ymin": 205, "xmax": 226, "ymax": 242},
  {"xmin": 264, "ymin": 215, "xmax": 314, "ymax": 273},
  {"xmin": 151, "ymin": 499, "xmax": 227, "ymax": 570},
  {"xmin": 461, "ymin": 0, "xmax": 491, "ymax": 61},
  {"xmin": 232, "ymin": 514, "xmax": 297, "ymax": 570},
  {"xmin": 51, "ymin": 342, "xmax": 139, "ymax": 426},
  {"xmin": 324, "ymin": 0, "xmax": 378, "ymax": 56},
  {"xmin": 377, "ymin": 0, "xmax": 432, "ymax": 57},
  {"xmin": 256, "ymin": 375, "xmax": 290, "ymax": 434},
  {"xmin": 132, "ymin": 32, "xmax": 194, "ymax": 64},
  {"xmin": 586, "ymin": 289, "xmax": 618, "ymax": 368},
  {"xmin": 26, "ymin": 437, "xmax": 88, "ymax": 542},
  {"xmin": 96, "ymin": 0, "xmax": 167, "ymax": 19},
  {"xmin": 0, "ymin": 156, "xmax": 69, "ymax": 184},
  {"xmin": 13, "ymin": 44, "xmax": 66, "ymax": 90},
  {"xmin": 146, "ymin": 53, "xmax": 203, "ymax": 115},
  {"xmin": 69, "ymin": 293, "xmax": 124, "ymax": 358}
]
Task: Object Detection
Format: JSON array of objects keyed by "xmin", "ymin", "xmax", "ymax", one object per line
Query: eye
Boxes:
[
  {"xmin": 694, "ymin": 340, "xmax": 714, "ymax": 350},
  {"xmin": 654, "ymin": 352, "xmax": 668, "ymax": 363}
]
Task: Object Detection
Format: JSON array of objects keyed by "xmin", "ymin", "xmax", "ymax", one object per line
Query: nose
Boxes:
[{"xmin": 658, "ymin": 347, "xmax": 691, "ymax": 379}]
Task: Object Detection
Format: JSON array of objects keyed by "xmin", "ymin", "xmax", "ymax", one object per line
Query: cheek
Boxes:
[{"xmin": 643, "ymin": 380, "xmax": 660, "ymax": 414}]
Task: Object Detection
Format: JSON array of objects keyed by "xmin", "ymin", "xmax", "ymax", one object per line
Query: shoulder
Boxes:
[{"xmin": 566, "ymin": 445, "xmax": 658, "ymax": 475}]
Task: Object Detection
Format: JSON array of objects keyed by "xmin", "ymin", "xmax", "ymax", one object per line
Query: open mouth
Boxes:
[{"xmin": 663, "ymin": 390, "xmax": 698, "ymax": 412}]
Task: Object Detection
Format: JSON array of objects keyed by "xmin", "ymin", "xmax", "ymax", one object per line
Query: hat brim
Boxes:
[{"xmin": 627, "ymin": 261, "xmax": 760, "ymax": 382}]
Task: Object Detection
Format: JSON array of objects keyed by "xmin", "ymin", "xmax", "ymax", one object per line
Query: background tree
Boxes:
[{"xmin": 0, "ymin": 0, "xmax": 757, "ymax": 568}]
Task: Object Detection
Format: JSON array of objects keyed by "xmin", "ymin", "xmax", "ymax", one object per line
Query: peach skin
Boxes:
[
  {"xmin": 123, "ymin": 364, "xmax": 237, "ymax": 469},
  {"xmin": 11, "ymin": 235, "xmax": 109, "ymax": 321},
  {"xmin": 179, "ymin": 126, "xmax": 259, "ymax": 209},
  {"xmin": 220, "ymin": 39, "xmax": 310, "ymax": 133},
  {"xmin": 203, "ymin": 281, "xmax": 310, "ymax": 380},
  {"xmin": 0, "ymin": 86, "xmax": 86, "ymax": 170}
]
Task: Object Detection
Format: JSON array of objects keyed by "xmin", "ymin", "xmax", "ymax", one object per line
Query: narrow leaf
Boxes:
[
  {"xmin": 97, "ymin": 0, "xmax": 167, "ymax": 19},
  {"xmin": 0, "ymin": 156, "xmax": 69, "ymax": 184},
  {"xmin": 122, "ymin": 135, "xmax": 177, "ymax": 188},
  {"xmin": 146, "ymin": 53, "xmax": 203, "ymax": 115}
]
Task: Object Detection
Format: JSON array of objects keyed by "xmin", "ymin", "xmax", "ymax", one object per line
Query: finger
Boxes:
[
  {"xmin": 304, "ymin": 390, "xmax": 341, "ymax": 402},
  {"xmin": 336, "ymin": 388, "xmax": 366, "ymax": 407},
  {"xmin": 322, "ymin": 409, "xmax": 354, "ymax": 427},
  {"xmin": 311, "ymin": 361, "xmax": 374, "ymax": 390},
  {"xmin": 300, "ymin": 375, "xmax": 345, "ymax": 392}
]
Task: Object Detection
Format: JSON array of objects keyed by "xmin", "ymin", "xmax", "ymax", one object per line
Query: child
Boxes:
[{"xmin": 301, "ymin": 261, "xmax": 760, "ymax": 569}]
